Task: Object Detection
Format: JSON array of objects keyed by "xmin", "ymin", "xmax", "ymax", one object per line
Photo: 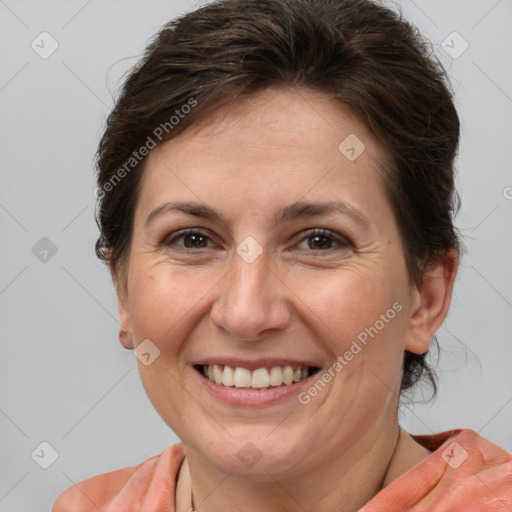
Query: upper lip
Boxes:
[{"xmin": 193, "ymin": 357, "xmax": 322, "ymax": 370}]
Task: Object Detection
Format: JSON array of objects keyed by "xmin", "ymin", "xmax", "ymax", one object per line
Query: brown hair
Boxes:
[{"xmin": 95, "ymin": 0, "xmax": 460, "ymax": 396}]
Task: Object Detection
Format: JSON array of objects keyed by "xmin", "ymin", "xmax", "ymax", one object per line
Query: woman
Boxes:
[{"xmin": 53, "ymin": 0, "xmax": 512, "ymax": 510}]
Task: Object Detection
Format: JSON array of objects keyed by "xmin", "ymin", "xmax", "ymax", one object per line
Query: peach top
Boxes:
[{"xmin": 52, "ymin": 429, "xmax": 512, "ymax": 511}]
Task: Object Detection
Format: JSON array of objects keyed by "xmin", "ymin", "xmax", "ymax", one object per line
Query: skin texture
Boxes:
[{"xmin": 115, "ymin": 87, "xmax": 458, "ymax": 512}]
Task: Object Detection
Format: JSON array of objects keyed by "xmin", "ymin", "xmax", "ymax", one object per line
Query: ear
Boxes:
[
  {"xmin": 404, "ymin": 249, "xmax": 459, "ymax": 354},
  {"xmin": 111, "ymin": 266, "xmax": 134, "ymax": 350}
]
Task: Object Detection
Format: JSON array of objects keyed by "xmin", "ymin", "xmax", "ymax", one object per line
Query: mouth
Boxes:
[{"xmin": 193, "ymin": 363, "xmax": 322, "ymax": 390}]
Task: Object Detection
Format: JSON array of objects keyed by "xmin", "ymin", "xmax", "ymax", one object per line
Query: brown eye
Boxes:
[
  {"xmin": 308, "ymin": 233, "xmax": 333, "ymax": 250},
  {"xmin": 296, "ymin": 229, "xmax": 351, "ymax": 252},
  {"xmin": 163, "ymin": 229, "xmax": 213, "ymax": 249},
  {"xmin": 182, "ymin": 233, "xmax": 208, "ymax": 248}
]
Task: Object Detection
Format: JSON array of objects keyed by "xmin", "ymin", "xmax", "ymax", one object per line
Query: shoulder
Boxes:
[
  {"xmin": 413, "ymin": 428, "xmax": 512, "ymax": 509},
  {"xmin": 51, "ymin": 466, "xmax": 138, "ymax": 512},
  {"xmin": 449, "ymin": 428, "xmax": 512, "ymax": 479},
  {"xmin": 51, "ymin": 443, "xmax": 185, "ymax": 512},
  {"xmin": 364, "ymin": 428, "xmax": 512, "ymax": 511},
  {"xmin": 414, "ymin": 427, "xmax": 512, "ymax": 466}
]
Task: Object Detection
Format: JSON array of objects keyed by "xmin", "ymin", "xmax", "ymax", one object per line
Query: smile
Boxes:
[{"xmin": 197, "ymin": 363, "xmax": 320, "ymax": 389}]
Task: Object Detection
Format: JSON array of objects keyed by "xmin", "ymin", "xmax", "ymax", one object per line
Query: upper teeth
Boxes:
[{"xmin": 203, "ymin": 364, "xmax": 310, "ymax": 388}]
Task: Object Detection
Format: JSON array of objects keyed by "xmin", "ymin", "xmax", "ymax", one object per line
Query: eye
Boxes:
[
  {"xmin": 162, "ymin": 229, "xmax": 214, "ymax": 249},
  {"xmin": 162, "ymin": 228, "xmax": 351, "ymax": 253},
  {"xmin": 295, "ymin": 228, "xmax": 351, "ymax": 252}
]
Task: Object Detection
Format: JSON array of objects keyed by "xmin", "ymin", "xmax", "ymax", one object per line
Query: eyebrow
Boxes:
[{"xmin": 144, "ymin": 200, "xmax": 369, "ymax": 229}]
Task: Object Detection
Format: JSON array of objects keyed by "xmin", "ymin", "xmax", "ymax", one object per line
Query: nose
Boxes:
[{"xmin": 209, "ymin": 246, "xmax": 292, "ymax": 342}]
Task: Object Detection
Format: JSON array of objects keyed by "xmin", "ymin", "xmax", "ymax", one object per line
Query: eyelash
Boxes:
[{"xmin": 162, "ymin": 228, "xmax": 351, "ymax": 253}]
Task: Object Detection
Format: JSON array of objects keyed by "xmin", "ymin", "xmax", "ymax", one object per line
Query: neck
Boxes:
[{"xmin": 178, "ymin": 422, "xmax": 429, "ymax": 512}]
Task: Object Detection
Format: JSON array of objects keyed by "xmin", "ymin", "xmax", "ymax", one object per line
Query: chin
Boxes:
[{"xmin": 189, "ymin": 426, "xmax": 315, "ymax": 479}]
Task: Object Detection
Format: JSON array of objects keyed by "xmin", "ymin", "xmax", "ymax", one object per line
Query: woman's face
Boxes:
[{"xmin": 118, "ymin": 87, "xmax": 427, "ymax": 477}]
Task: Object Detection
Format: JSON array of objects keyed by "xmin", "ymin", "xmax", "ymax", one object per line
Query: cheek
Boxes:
[
  {"xmin": 294, "ymin": 262, "xmax": 408, "ymax": 393},
  {"xmin": 127, "ymin": 261, "xmax": 212, "ymax": 345},
  {"xmin": 126, "ymin": 264, "xmax": 205, "ymax": 424},
  {"xmin": 295, "ymin": 266, "xmax": 402, "ymax": 342}
]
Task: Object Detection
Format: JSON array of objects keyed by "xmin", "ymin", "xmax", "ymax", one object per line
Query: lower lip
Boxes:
[{"xmin": 195, "ymin": 367, "xmax": 319, "ymax": 406}]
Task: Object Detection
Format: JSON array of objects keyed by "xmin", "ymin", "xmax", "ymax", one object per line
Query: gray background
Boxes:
[{"xmin": 1, "ymin": 0, "xmax": 511, "ymax": 510}]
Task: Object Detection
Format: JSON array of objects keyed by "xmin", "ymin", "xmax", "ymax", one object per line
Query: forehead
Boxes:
[{"xmin": 135, "ymin": 87, "xmax": 389, "ymax": 223}]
